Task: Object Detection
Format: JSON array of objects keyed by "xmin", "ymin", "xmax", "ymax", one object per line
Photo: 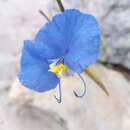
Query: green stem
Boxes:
[{"xmin": 56, "ymin": 0, "xmax": 65, "ymax": 12}]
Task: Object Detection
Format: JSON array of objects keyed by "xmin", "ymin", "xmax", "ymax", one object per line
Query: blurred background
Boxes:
[{"xmin": 0, "ymin": 0, "xmax": 130, "ymax": 130}]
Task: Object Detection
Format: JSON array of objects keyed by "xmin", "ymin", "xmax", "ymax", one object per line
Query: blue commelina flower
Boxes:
[{"xmin": 19, "ymin": 9, "xmax": 100, "ymax": 97}]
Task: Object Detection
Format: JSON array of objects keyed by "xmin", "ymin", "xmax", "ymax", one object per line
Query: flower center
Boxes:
[{"xmin": 49, "ymin": 64, "xmax": 68, "ymax": 77}]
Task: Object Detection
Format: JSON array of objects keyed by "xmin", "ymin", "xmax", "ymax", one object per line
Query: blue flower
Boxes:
[
  {"xmin": 19, "ymin": 9, "xmax": 100, "ymax": 98},
  {"xmin": 35, "ymin": 9, "xmax": 100, "ymax": 73}
]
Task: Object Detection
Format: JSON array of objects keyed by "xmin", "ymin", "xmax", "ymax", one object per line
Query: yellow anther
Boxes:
[{"xmin": 49, "ymin": 64, "xmax": 68, "ymax": 76}]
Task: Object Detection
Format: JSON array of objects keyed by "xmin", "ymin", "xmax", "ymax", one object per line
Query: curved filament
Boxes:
[
  {"xmin": 73, "ymin": 74, "xmax": 87, "ymax": 98},
  {"xmin": 55, "ymin": 80, "xmax": 62, "ymax": 103}
]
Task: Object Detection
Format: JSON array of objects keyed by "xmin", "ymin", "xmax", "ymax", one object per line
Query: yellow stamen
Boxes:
[{"xmin": 49, "ymin": 64, "xmax": 68, "ymax": 76}]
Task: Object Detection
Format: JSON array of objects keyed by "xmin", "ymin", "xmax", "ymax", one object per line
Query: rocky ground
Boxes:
[
  {"xmin": 0, "ymin": 0, "xmax": 130, "ymax": 130},
  {"xmin": 0, "ymin": 64, "xmax": 130, "ymax": 130}
]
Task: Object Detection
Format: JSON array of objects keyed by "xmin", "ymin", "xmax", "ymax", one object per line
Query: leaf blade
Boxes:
[{"xmin": 85, "ymin": 67, "xmax": 109, "ymax": 96}]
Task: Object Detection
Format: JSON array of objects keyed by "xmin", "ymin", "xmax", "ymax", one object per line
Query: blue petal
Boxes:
[
  {"xmin": 35, "ymin": 9, "xmax": 100, "ymax": 73},
  {"xmin": 35, "ymin": 13, "xmax": 68, "ymax": 59},
  {"xmin": 64, "ymin": 10, "xmax": 100, "ymax": 73},
  {"xmin": 27, "ymin": 40, "xmax": 55, "ymax": 60},
  {"xmin": 19, "ymin": 40, "xmax": 59, "ymax": 92}
]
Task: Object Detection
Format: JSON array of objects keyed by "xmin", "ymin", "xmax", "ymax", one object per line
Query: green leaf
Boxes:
[{"xmin": 85, "ymin": 67, "xmax": 109, "ymax": 96}]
